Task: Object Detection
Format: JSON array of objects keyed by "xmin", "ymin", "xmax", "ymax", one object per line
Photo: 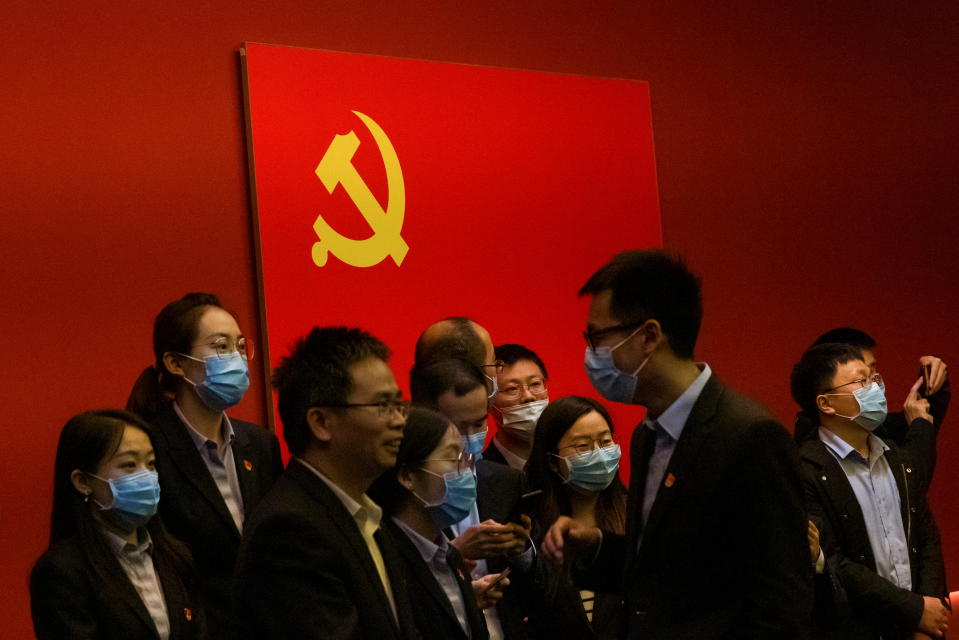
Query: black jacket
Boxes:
[
  {"xmin": 150, "ymin": 408, "xmax": 283, "ymax": 638},
  {"xmin": 233, "ymin": 460, "xmax": 420, "ymax": 639},
  {"xmin": 586, "ymin": 374, "xmax": 813, "ymax": 639},
  {"xmin": 385, "ymin": 518, "xmax": 489, "ymax": 640},
  {"xmin": 799, "ymin": 417, "xmax": 946, "ymax": 640},
  {"xmin": 31, "ymin": 531, "xmax": 201, "ymax": 640}
]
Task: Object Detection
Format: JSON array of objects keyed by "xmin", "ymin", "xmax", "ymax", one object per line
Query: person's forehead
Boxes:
[
  {"xmin": 833, "ymin": 359, "xmax": 869, "ymax": 381},
  {"xmin": 196, "ymin": 307, "xmax": 241, "ymax": 338},
  {"xmin": 347, "ymin": 357, "xmax": 399, "ymax": 398},
  {"xmin": 501, "ymin": 359, "xmax": 544, "ymax": 382},
  {"xmin": 562, "ymin": 411, "xmax": 609, "ymax": 439}
]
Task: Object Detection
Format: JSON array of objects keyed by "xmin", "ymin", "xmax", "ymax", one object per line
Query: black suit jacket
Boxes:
[
  {"xmin": 150, "ymin": 408, "xmax": 283, "ymax": 638},
  {"xmin": 588, "ymin": 374, "xmax": 813, "ymax": 640},
  {"xmin": 799, "ymin": 418, "xmax": 946, "ymax": 640},
  {"xmin": 233, "ymin": 460, "xmax": 420, "ymax": 639},
  {"xmin": 481, "ymin": 439, "xmax": 510, "ymax": 467},
  {"xmin": 31, "ymin": 533, "xmax": 200, "ymax": 640},
  {"xmin": 472, "ymin": 459, "xmax": 531, "ymax": 639},
  {"xmin": 385, "ymin": 518, "xmax": 489, "ymax": 640}
]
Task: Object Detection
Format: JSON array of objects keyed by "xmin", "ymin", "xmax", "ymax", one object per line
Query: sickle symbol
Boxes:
[{"xmin": 311, "ymin": 111, "xmax": 408, "ymax": 268}]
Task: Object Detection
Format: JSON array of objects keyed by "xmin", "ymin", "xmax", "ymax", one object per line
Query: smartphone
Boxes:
[
  {"xmin": 921, "ymin": 363, "xmax": 932, "ymax": 397},
  {"xmin": 489, "ymin": 567, "xmax": 512, "ymax": 588},
  {"xmin": 510, "ymin": 489, "xmax": 543, "ymax": 524}
]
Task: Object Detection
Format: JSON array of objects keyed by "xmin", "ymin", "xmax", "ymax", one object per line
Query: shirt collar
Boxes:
[
  {"xmin": 491, "ymin": 435, "xmax": 527, "ymax": 470},
  {"xmin": 392, "ymin": 516, "xmax": 449, "ymax": 565},
  {"xmin": 818, "ymin": 426, "xmax": 889, "ymax": 467},
  {"xmin": 174, "ymin": 401, "xmax": 235, "ymax": 451},
  {"xmin": 100, "ymin": 525, "xmax": 153, "ymax": 556},
  {"xmin": 646, "ymin": 363, "xmax": 712, "ymax": 441},
  {"xmin": 295, "ymin": 458, "xmax": 383, "ymax": 528}
]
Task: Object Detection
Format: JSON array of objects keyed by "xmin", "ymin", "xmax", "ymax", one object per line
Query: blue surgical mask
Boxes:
[
  {"xmin": 181, "ymin": 351, "xmax": 250, "ymax": 411},
  {"xmin": 91, "ymin": 470, "xmax": 161, "ymax": 532},
  {"xmin": 554, "ymin": 444, "xmax": 622, "ymax": 493},
  {"xmin": 584, "ymin": 326, "xmax": 649, "ymax": 404},
  {"xmin": 463, "ymin": 428, "xmax": 487, "ymax": 461},
  {"xmin": 415, "ymin": 467, "xmax": 478, "ymax": 529},
  {"xmin": 833, "ymin": 382, "xmax": 888, "ymax": 432}
]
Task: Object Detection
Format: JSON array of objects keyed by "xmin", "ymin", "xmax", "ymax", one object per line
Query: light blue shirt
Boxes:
[
  {"xmin": 819, "ymin": 427, "xmax": 912, "ymax": 590},
  {"xmin": 640, "ymin": 363, "xmax": 712, "ymax": 527},
  {"xmin": 394, "ymin": 518, "xmax": 471, "ymax": 638}
]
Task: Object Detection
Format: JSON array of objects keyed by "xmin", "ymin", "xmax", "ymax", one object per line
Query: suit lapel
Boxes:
[
  {"xmin": 637, "ymin": 375, "xmax": 722, "ymax": 563},
  {"xmin": 882, "ymin": 446, "xmax": 912, "ymax": 543},
  {"xmin": 155, "ymin": 410, "xmax": 240, "ymax": 538},
  {"xmin": 288, "ymin": 463, "xmax": 402, "ymax": 637},
  {"xmin": 88, "ymin": 539, "xmax": 160, "ymax": 640},
  {"xmin": 386, "ymin": 520, "xmax": 464, "ymax": 637},
  {"xmin": 624, "ymin": 424, "xmax": 653, "ymax": 568},
  {"xmin": 230, "ymin": 425, "xmax": 258, "ymax": 508}
]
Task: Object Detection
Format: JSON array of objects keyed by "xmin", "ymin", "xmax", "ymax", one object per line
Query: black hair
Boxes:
[
  {"xmin": 812, "ymin": 327, "xmax": 876, "ymax": 350},
  {"xmin": 414, "ymin": 316, "xmax": 486, "ymax": 368},
  {"xmin": 494, "ymin": 343, "xmax": 548, "ymax": 380},
  {"xmin": 409, "ymin": 358, "xmax": 486, "ymax": 407},
  {"xmin": 790, "ymin": 343, "xmax": 865, "ymax": 421},
  {"xmin": 273, "ymin": 327, "xmax": 391, "ymax": 456},
  {"xmin": 126, "ymin": 292, "xmax": 227, "ymax": 420},
  {"xmin": 41, "ymin": 409, "xmax": 193, "ymax": 603},
  {"xmin": 579, "ymin": 250, "xmax": 702, "ymax": 359},
  {"xmin": 369, "ymin": 406, "xmax": 453, "ymax": 515}
]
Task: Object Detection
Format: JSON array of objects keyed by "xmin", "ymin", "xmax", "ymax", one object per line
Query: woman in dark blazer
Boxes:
[
  {"xmin": 521, "ymin": 396, "xmax": 627, "ymax": 640},
  {"xmin": 370, "ymin": 406, "xmax": 500, "ymax": 640},
  {"xmin": 126, "ymin": 292, "xmax": 283, "ymax": 639},
  {"xmin": 30, "ymin": 410, "xmax": 201, "ymax": 640}
]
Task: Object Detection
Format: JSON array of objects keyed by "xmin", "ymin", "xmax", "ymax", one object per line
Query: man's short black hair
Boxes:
[
  {"xmin": 579, "ymin": 250, "xmax": 702, "ymax": 359},
  {"xmin": 494, "ymin": 343, "xmax": 548, "ymax": 380},
  {"xmin": 812, "ymin": 327, "xmax": 876, "ymax": 350},
  {"xmin": 790, "ymin": 343, "xmax": 865, "ymax": 420},
  {"xmin": 273, "ymin": 327, "xmax": 391, "ymax": 456},
  {"xmin": 413, "ymin": 317, "xmax": 485, "ymax": 368},
  {"xmin": 410, "ymin": 358, "xmax": 486, "ymax": 408}
]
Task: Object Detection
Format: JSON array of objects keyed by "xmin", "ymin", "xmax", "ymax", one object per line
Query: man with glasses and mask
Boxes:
[
  {"xmin": 542, "ymin": 249, "xmax": 812, "ymax": 640},
  {"xmin": 485, "ymin": 344, "xmax": 550, "ymax": 470},
  {"xmin": 791, "ymin": 343, "xmax": 948, "ymax": 640},
  {"xmin": 234, "ymin": 327, "xmax": 419, "ymax": 639}
]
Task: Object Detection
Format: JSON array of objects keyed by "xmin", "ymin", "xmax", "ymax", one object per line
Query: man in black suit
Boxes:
[
  {"xmin": 485, "ymin": 343, "xmax": 550, "ymax": 470},
  {"xmin": 234, "ymin": 327, "xmax": 419, "ymax": 639},
  {"xmin": 791, "ymin": 343, "xmax": 949, "ymax": 639},
  {"xmin": 410, "ymin": 356, "xmax": 531, "ymax": 639},
  {"xmin": 543, "ymin": 249, "xmax": 812, "ymax": 639}
]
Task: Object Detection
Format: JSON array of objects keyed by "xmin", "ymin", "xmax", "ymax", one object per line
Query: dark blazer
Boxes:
[
  {"xmin": 587, "ymin": 373, "xmax": 813, "ymax": 640},
  {"xmin": 481, "ymin": 439, "xmax": 509, "ymax": 467},
  {"xmin": 473, "ymin": 459, "xmax": 530, "ymax": 640},
  {"xmin": 150, "ymin": 408, "xmax": 283, "ymax": 638},
  {"xmin": 31, "ymin": 532, "xmax": 201, "ymax": 640},
  {"xmin": 384, "ymin": 518, "xmax": 489, "ymax": 640},
  {"xmin": 799, "ymin": 418, "xmax": 946, "ymax": 640},
  {"xmin": 233, "ymin": 460, "xmax": 420, "ymax": 639}
]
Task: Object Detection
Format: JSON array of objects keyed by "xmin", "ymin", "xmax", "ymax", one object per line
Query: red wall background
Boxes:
[{"xmin": 2, "ymin": 3, "xmax": 956, "ymax": 637}]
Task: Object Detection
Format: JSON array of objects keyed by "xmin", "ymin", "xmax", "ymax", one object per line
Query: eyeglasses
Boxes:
[
  {"xmin": 583, "ymin": 322, "xmax": 643, "ymax": 352},
  {"xmin": 419, "ymin": 451, "xmax": 476, "ymax": 474},
  {"xmin": 193, "ymin": 336, "xmax": 254, "ymax": 360},
  {"xmin": 497, "ymin": 379, "xmax": 548, "ymax": 402},
  {"xmin": 314, "ymin": 399, "xmax": 411, "ymax": 420},
  {"xmin": 480, "ymin": 360, "xmax": 505, "ymax": 375},
  {"xmin": 823, "ymin": 373, "xmax": 884, "ymax": 394},
  {"xmin": 556, "ymin": 434, "xmax": 618, "ymax": 456}
]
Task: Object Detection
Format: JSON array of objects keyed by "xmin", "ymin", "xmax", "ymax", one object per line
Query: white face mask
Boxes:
[{"xmin": 495, "ymin": 399, "xmax": 548, "ymax": 443}]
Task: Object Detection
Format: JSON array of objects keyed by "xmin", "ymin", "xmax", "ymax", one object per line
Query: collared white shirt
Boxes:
[
  {"xmin": 101, "ymin": 527, "xmax": 170, "ymax": 640},
  {"xmin": 174, "ymin": 402, "xmax": 245, "ymax": 531},
  {"xmin": 640, "ymin": 363, "xmax": 712, "ymax": 527},
  {"xmin": 393, "ymin": 517, "xmax": 472, "ymax": 638},
  {"xmin": 819, "ymin": 427, "xmax": 912, "ymax": 589},
  {"xmin": 295, "ymin": 458, "xmax": 398, "ymax": 619},
  {"xmin": 490, "ymin": 435, "xmax": 527, "ymax": 471}
]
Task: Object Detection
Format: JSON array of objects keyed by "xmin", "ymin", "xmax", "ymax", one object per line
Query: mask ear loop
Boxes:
[{"xmin": 820, "ymin": 392, "xmax": 862, "ymax": 420}]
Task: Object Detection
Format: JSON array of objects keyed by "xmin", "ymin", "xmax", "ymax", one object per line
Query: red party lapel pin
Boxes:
[{"xmin": 243, "ymin": 460, "xmax": 253, "ymax": 471}]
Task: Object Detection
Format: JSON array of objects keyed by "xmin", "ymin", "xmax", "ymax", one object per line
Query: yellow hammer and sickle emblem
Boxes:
[{"xmin": 311, "ymin": 111, "xmax": 409, "ymax": 268}]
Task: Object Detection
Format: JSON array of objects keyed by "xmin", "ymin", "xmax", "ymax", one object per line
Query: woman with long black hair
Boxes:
[
  {"xmin": 126, "ymin": 292, "xmax": 283, "ymax": 638},
  {"xmin": 522, "ymin": 396, "xmax": 627, "ymax": 639},
  {"xmin": 30, "ymin": 410, "xmax": 201, "ymax": 639}
]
